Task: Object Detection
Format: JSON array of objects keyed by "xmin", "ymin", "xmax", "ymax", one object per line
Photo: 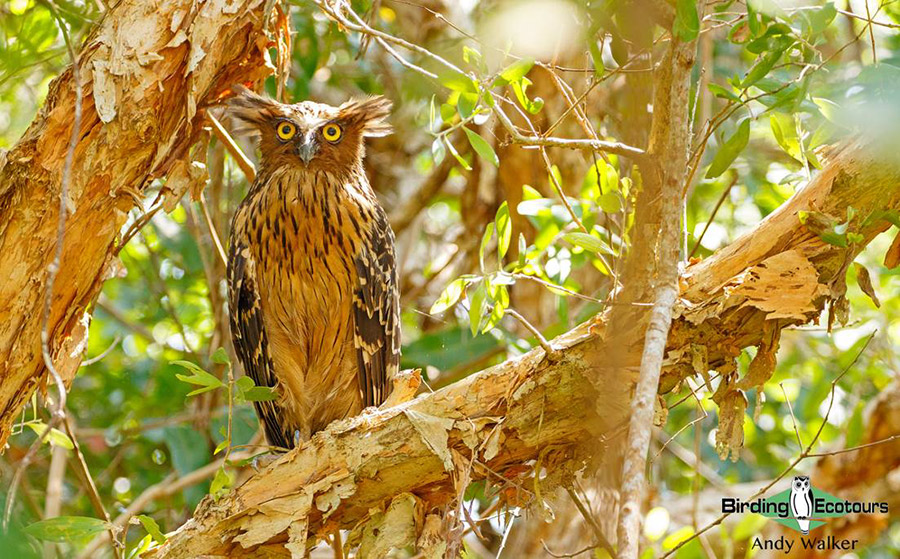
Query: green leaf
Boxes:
[
  {"xmin": 517, "ymin": 233, "xmax": 527, "ymax": 268},
  {"xmin": 24, "ymin": 421, "xmax": 74, "ymax": 450},
  {"xmin": 746, "ymin": 0, "xmax": 761, "ymax": 37},
  {"xmin": 708, "ymin": 83, "xmax": 741, "ymax": 103},
  {"xmin": 431, "ymin": 137, "xmax": 446, "ymax": 165},
  {"xmin": 493, "ymin": 57, "xmax": 535, "ymax": 87},
  {"xmin": 464, "ymin": 128, "xmax": 498, "ymax": 167},
  {"xmin": 706, "ymin": 118, "xmax": 750, "ymax": 179},
  {"xmin": 563, "ymin": 232, "xmax": 614, "ymax": 255},
  {"xmin": 211, "ymin": 347, "xmax": 230, "ymax": 366},
  {"xmin": 820, "ymin": 231, "xmax": 848, "ymax": 247},
  {"xmin": 598, "ymin": 191, "xmax": 622, "ymax": 214},
  {"xmin": 241, "ymin": 386, "xmax": 279, "ymax": 402},
  {"xmin": 845, "ymin": 401, "xmax": 864, "ymax": 448},
  {"xmin": 588, "ymin": 40, "xmax": 605, "ymax": 78},
  {"xmin": 482, "ymin": 284, "xmax": 509, "ymax": 333},
  {"xmin": 462, "ymin": 46, "xmax": 487, "ymax": 73},
  {"xmin": 438, "ymin": 68, "xmax": 478, "ymax": 93},
  {"xmin": 443, "ymin": 137, "xmax": 471, "ymax": 171},
  {"xmin": 210, "ymin": 466, "xmax": 233, "ymax": 500},
  {"xmin": 468, "ymin": 281, "xmax": 487, "ymax": 336},
  {"xmin": 457, "ymin": 92, "xmax": 478, "ymax": 120},
  {"xmin": 136, "ymin": 515, "xmax": 168, "ymax": 544},
  {"xmin": 769, "ymin": 113, "xmax": 801, "ymax": 161},
  {"xmin": 480, "ymin": 222, "xmax": 494, "ymax": 272},
  {"xmin": 741, "ymin": 50, "xmax": 781, "ymax": 88},
  {"xmin": 813, "ymin": 97, "xmax": 846, "ymax": 128},
  {"xmin": 172, "ymin": 361, "xmax": 225, "ymax": 393},
  {"xmin": 440, "ymin": 103, "xmax": 456, "ymax": 122},
  {"xmin": 673, "ymin": 0, "xmax": 700, "ymax": 42},
  {"xmin": 128, "ymin": 534, "xmax": 154, "ymax": 559},
  {"xmin": 235, "ymin": 376, "xmax": 254, "ymax": 395},
  {"xmin": 495, "ymin": 202, "xmax": 511, "ymax": 259},
  {"xmin": 431, "ymin": 278, "xmax": 468, "ymax": 314},
  {"xmin": 24, "ymin": 516, "xmax": 110, "ymax": 543},
  {"xmin": 214, "ymin": 437, "xmax": 230, "ymax": 455},
  {"xmin": 803, "ymin": 3, "xmax": 837, "ymax": 35},
  {"xmin": 163, "ymin": 425, "xmax": 210, "ymax": 507},
  {"xmin": 511, "ymin": 77, "xmax": 544, "ymax": 114}
]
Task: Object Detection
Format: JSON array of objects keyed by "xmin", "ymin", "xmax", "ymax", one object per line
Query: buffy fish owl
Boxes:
[{"xmin": 225, "ymin": 86, "xmax": 400, "ymax": 450}]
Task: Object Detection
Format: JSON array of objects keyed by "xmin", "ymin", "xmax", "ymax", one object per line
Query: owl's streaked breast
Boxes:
[{"xmin": 231, "ymin": 166, "xmax": 378, "ymax": 439}]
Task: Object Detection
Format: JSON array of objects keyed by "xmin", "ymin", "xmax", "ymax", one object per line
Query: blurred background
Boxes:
[{"xmin": 1, "ymin": 0, "xmax": 899, "ymax": 557}]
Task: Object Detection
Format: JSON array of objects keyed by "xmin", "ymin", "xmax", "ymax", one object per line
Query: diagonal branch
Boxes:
[{"xmin": 149, "ymin": 140, "xmax": 900, "ymax": 558}]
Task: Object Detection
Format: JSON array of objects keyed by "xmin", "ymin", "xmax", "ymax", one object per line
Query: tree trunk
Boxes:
[
  {"xmin": 0, "ymin": 0, "xmax": 273, "ymax": 448},
  {"xmin": 148, "ymin": 140, "xmax": 900, "ymax": 557}
]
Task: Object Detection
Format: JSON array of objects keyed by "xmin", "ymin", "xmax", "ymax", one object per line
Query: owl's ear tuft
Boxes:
[
  {"xmin": 341, "ymin": 96, "xmax": 393, "ymax": 138},
  {"xmin": 225, "ymin": 85, "xmax": 280, "ymax": 131}
]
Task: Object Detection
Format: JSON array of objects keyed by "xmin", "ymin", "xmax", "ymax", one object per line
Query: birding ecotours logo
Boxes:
[{"xmin": 721, "ymin": 476, "xmax": 890, "ymax": 534}]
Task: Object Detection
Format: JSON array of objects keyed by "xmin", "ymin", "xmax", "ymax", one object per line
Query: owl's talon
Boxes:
[
  {"xmin": 251, "ymin": 453, "xmax": 278, "ymax": 473},
  {"xmin": 293, "ymin": 430, "xmax": 302, "ymax": 448}
]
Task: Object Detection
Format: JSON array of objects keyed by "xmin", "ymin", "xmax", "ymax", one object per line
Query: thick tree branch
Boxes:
[
  {"xmin": 0, "ymin": 0, "xmax": 273, "ymax": 448},
  {"xmin": 149, "ymin": 142, "xmax": 900, "ymax": 557}
]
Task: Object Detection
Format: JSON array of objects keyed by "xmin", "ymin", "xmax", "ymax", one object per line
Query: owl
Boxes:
[
  {"xmin": 789, "ymin": 475, "xmax": 813, "ymax": 535},
  {"xmin": 225, "ymin": 86, "xmax": 400, "ymax": 449}
]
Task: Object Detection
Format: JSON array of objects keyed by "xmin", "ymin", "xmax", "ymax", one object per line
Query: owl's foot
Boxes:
[
  {"xmin": 250, "ymin": 453, "xmax": 279, "ymax": 473},
  {"xmin": 293, "ymin": 430, "xmax": 303, "ymax": 448}
]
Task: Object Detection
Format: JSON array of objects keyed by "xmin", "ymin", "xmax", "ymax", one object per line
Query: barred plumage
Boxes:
[{"xmin": 226, "ymin": 87, "xmax": 400, "ymax": 449}]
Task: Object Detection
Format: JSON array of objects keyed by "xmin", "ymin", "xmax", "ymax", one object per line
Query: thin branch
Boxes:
[
  {"xmin": 864, "ymin": 0, "xmax": 878, "ymax": 63},
  {"xmin": 199, "ymin": 193, "xmax": 228, "ymax": 266},
  {"xmin": 64, "ymin": 416, "xmax": 122, "ymax": 559},
  {"xmin": 79, "ymin": 451, "xmax": 250, "ymax": 558},
  {"xmin": 566, "ymin": 487, "xmax": 615, "ymax": 557},
  {"xmin": 805, "ymin": 433, "xmax": 900, "ymax": 458},
  {"xmin": 505, "ymin": 308, "xmax": 558, "ymax": 358},
  {"xmin": 492, "ymin": 99, "xmax": 646, "ymax": 160},
  {"xmin": 208, "ymin": 112, "xmax": 256, "ymax": 183},
  {"xmin": 837, "ymin": 7, "xmax": 900, "ymax": 29},
  {"xmin": 661, "ymin": 332, "xmax": 876, "ymax": 559},
  {"xmin": 313, "ymin": 0, "xmax": 647, "ymax": 161},
  {"xmin": 80, "ymin": 335, "xmax": 121, "ymax": 367},
  {"xmin": 780, "ymin": 383, "xmax": 805, "ymax": 451},
  {"xmin": 688, "ymin": 172, "xmax": 737, "ymax": 259}
]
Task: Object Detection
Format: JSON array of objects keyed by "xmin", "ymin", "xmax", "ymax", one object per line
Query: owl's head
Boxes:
[
  {"xmin": 226, "ymin": 86, "xmax": 391, "ymax": 175},
  {"xmin": 792, "ymin": 476, "xmax": 810, "ymax": 490}
]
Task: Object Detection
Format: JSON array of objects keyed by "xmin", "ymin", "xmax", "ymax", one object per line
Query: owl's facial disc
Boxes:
[{"xmin": 296, "ymin": 132, "xmax": 318, "ymax": 165}]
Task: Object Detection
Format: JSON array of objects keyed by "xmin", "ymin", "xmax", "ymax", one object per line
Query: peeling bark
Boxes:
[
  {"xmin": 149, "ymin": 141, "xmax": 900, "ymax": 556},
  {"xmin": 150, "ymin": 325, "xmax": 613, "ymax": 558},
  {"xmin": 0, "ymin": 0, "xmax": 273, "ymax": 448}
]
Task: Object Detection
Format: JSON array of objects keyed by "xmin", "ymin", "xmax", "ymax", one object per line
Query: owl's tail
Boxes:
[{"xmin": 797, "ymin": 517, "xmax": 809, "ymax": 535}]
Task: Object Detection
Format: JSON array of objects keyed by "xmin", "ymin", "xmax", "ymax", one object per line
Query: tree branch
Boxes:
[
  {"xmin": 0, "ymin": 0, "xmax": 274, "ymax": 449},
  {"xmin": 149, "ymin": 139, "xmax": 900, "ymax": 557}
]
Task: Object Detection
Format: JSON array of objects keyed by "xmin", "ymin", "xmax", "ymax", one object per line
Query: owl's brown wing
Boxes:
[
  {"xmin": 227, "ymin": 241, "xmax": 291, "ymax": 450},
  {"xmin": 352, "ymin": 211, "xmax": 401, "ymax": 408}
]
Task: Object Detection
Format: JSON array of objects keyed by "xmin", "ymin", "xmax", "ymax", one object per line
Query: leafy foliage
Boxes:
[{"xmin": 2, "ymin": 0, "xmax": 900, "ymax": 557}]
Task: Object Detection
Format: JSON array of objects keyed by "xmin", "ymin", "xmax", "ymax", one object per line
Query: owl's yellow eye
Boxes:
[
  {"xmin": 276, "ymin": 121, "xmax": 296, "ymax": 141},
  {"xmin": 322, "ymin": 123, "xmax": 342, "ymax": 142}
]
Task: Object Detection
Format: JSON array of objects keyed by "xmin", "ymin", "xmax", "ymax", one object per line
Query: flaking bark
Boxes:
[
  {"xmin": 0, "ymin": 0, "xmax": 273, "ymax": 448},
  {"xmin": 150, "ymin": 141, "xmax": 900, "ymax": 556}
]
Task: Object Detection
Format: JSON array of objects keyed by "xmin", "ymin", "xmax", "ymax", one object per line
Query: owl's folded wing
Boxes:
[
  {"xmin": 227, "ymin": 242, "xmax": 291, "ymax": 449},
  {"xmin": 352, "ymin": 213, "xmax": 401, "ymax": 408}
]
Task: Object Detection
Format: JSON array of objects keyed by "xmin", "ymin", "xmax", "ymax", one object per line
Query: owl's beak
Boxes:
[{"xmin": 297, "ymin": 135, "xmax": 318, "ymax": 165}]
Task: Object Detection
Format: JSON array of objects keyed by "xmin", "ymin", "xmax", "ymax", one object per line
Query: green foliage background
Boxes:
[{"xmin": 1, "ymin": 0, "xmax": 899, "ymax": 557}]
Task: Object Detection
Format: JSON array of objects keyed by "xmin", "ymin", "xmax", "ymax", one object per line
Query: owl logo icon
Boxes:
[{"xmin": 790, "ymin": 476, "xmax": 814, "ymax": 534}]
